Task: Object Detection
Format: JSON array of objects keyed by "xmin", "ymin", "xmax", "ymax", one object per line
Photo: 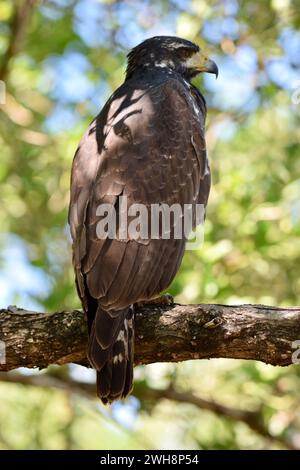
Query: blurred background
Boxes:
[{"xmin": 0, "ymin": 0, "xmax": 300, "ymax": 450}]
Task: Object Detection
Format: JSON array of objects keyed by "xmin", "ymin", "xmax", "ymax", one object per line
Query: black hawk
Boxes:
[{"xmin": 69, "ymin": 36, "xmax": 218, "ymax": 403}]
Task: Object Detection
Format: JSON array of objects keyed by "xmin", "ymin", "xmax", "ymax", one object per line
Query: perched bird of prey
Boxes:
[{"xmin": 69, "ymin": 36, "xmax": 218, "ymax": 404}]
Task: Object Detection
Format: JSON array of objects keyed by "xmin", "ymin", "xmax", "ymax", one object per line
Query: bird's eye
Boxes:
[{"xmin": 177, "ymin": 47, "xmax": 194, "ymax": 59}]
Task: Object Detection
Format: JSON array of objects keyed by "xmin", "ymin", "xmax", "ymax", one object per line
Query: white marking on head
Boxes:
[
  {"xmin": 164, "ymin": 41, "xmax": 191, "ymax": 49},
  {"xmin": 154, "ymin": 60, "xmax": 175, "ymax": 69}
]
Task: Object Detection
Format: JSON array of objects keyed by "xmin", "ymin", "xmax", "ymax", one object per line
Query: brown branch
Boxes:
[
  {"xmin": 0, "ymin": 370, "xmax": 96, "ymax": 399},
  {"xmin": 134, "ymin": 386, "xmax": 299, "ymax": 450},
  {"xmin": 0, "ymin": 0, "xmax": 38, "ymax": 81},
  {"xmin": 0, "ymin": 303, "xmax": 300, "ymax": 372}
]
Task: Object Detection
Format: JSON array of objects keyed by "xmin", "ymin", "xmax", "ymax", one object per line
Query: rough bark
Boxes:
[{"xmin": 1, "ymin": 303, "xmax": 300, "ymax": 371}]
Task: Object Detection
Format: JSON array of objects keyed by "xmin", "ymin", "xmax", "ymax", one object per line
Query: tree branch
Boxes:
[
  {"xmin": 134, "ymin": 385, "xmax": 299, "ymax": 450},
  {"xmin": 0, "ymin": 303, "xmax": 300, "ymax": 371},
  {"xmin": 0, "ymin": 370, "xmax": 298, "ymax": 450},
  {"xmin": 0, "ymin": 0, "xmax": 38, "ymax": 81}
]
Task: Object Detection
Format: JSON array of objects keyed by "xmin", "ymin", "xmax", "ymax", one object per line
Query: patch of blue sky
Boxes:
[
  {"xmin": 49, "ymin": 0, "xmax": 74, "ymax": 7},
  {"xmin": 234, "ymin": 44, "xmax": 257, "ymax": 72},
  {"xmin": 73, "ymin": 0, "xmax": 111, "ymax": 48},
  {"xmin": 171, "ymin": 0, "xmax": 192, "ymax": 12},
  {"xmin": 115, "ymin": 23, "xmax": 149, "ymax": 51},
  {"xmin": 111, "ymin": 397, "xmax": 140, "ymax": 430},
  {"xmin": 43, "ymin": 228, "xmax": 71, "ymax": 276},
  {"xmin": 202, "ymin": 17, "xmax": 241, "ymax": 45},
  {"xmin": 267, "ymin": 57, "xmax": 300, "ymax": 90},
  {"xmin": 45, "ymin": 87, "xmax": 113, "ymax": 134},
  {"xmin": 42, "ymin": 51, "xmax": 94, "ymax": 104},
  {"xmin": 213, "ymin": 118, "xmax": 238, "ymax": 141},
  {"xmin": 291, "ymin": 199, "xmax": 300, "ymax": 226},
  {"xmin": 279, "ymin": 27, "xmax": 300, "ymax": 67},
  {"xmin": 221, "ymin": 17, "xmax": 240, "ymax": 40},
  {"xmin": 86, "ymin": 80, "xmax": 113, "ymax": 114},
  {"xmin": 204, "ymin": 52, "xmax": 258, "ymax": 112},
  {"xmin": 75, "ymin": 0, "xmax": 178, "ymax": 52},
  {"xmin": 40, "ymin": 0, "xmax": 75, "ymax": 20},
  {"xmin": 44, "ymin": 104, "xmax": 81, "ymax": 133},
  {"xmin": 0, "ymin": 234, "xmax": 51, "ymax": 310},
  {"xmin": 222, "ymin": 0, "xmax": 239, "ymax": 16},
  {"xmin": 146, "ymin": 11, "xmax": 177, "ymax": 37},
  {"xmin": 114, "ymin": 0, "xmax": 177, "ymax": 49},
  {"xmin": 39, "ymin": 5, "xmax": 64, "ymax": 21},
  {"xmin": 239, "ymin": 90, "xmax": 260, "ymax": 113},
  {"xmin": 69, "ymin": 364, "xmax": 96, "ymax": 383},
  {"xmin": 202, "ymin": 19, "xmax": 224, "ymax": 44},
  {"xmin": 17, "ymin": 368, "xmax": 46, "ymax": 376}
]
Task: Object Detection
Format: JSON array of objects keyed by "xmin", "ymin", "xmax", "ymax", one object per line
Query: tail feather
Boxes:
[
  {"xmin": 109, "ymin": 337, "xmax": 127, "ymax": 399},
  {"xmin": 94, "ymin": 308, "xmax": 124, "ymax": 349},
  {"xmin": 96, "ymin": 362, "xmax": 112, "ymax": 401},
  {"xmin": 122, "ymin": 310, "xmax": 134, "ymax": 397},
  {"xmin": 88, "ymin": 305, "xmax": 134, "ymax": 404}
]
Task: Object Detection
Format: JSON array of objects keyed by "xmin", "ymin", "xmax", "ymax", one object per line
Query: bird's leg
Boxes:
[{"xmin": 135, "ymin": 293, "xmax": 174, "ymax": 308}]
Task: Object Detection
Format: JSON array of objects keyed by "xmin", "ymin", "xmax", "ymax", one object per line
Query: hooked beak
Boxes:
[
  {"xmin": 203, "ymin": 58, "xmax": 219, "ymax": 78},
  {"xmin": 186, "ymin": 51, "xmax": 219, "ymax": 78}
]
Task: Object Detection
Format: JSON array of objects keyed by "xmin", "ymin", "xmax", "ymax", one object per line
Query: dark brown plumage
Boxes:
[{"xmin": 68, "ymin": 36, "xmax": 217, "ymax": 403}]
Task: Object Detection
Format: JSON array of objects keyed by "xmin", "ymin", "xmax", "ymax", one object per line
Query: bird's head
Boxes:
[{"xmin": 126, "ymin": 36, "xmax": 218, "ymax": 81}]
